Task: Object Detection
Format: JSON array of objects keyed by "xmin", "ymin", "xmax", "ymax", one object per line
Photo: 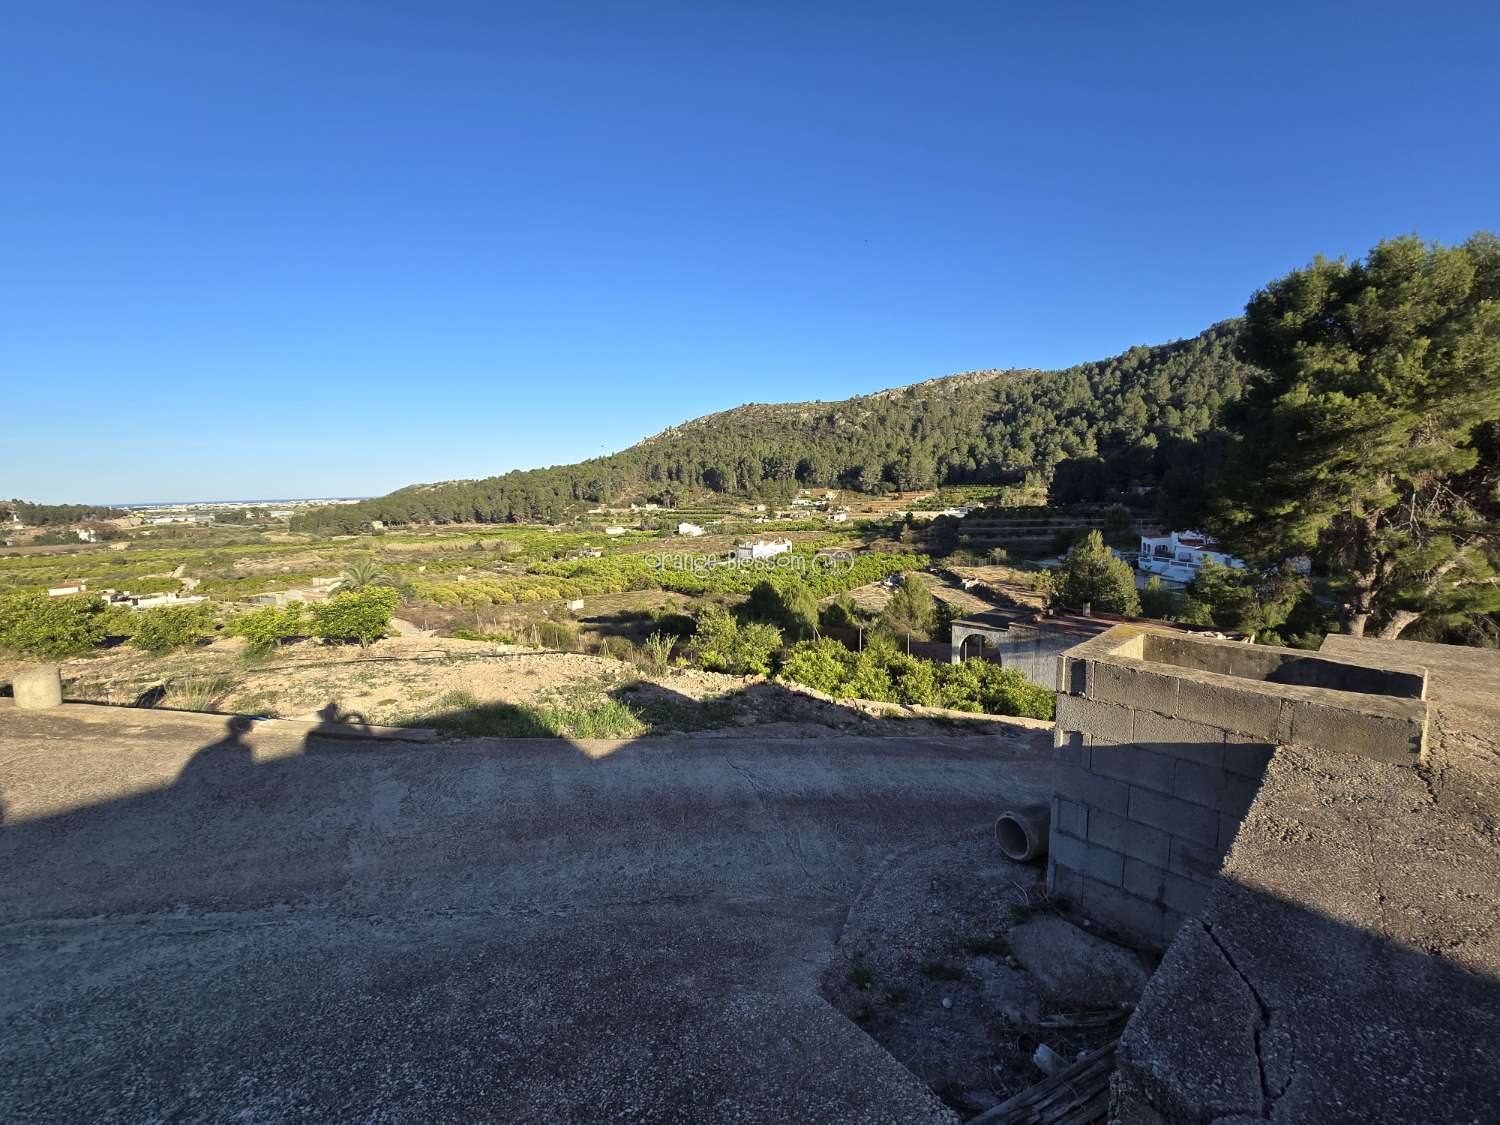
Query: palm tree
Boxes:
[{"xmin": 332, "ymin": 557, "xmax": 394, "ymax": 594}]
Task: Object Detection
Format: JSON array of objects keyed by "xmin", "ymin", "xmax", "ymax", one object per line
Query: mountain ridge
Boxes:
[{"xmin": 293, "ymin": 321, "xmax": 1250, "ymax": 531}]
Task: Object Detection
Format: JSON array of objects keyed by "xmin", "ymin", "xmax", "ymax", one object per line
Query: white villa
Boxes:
[
  {"xmin": 734, "ymin": 538, "xmax": 792, "ymax": 562},
  {"xmin": 1137, "ymin": 530, "xmax": 1246, "ymax": 584},
  {"xmin": 677, "ymin": 522, "xmax": 705, "ymax": 537}
]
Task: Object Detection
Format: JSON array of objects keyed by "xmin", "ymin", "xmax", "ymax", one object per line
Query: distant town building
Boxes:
[
  {"xmin": 734, "ymin": 538, "xmax": 792, "ymax": 562},
  {"xmin": 1137, "ymin": 530, "xmax": 1246, "ymax": 585},
  {"xmin": 604, "ymin": 526, "xmax": 627, "ymax": 537},
  {"xmin": 828, "ymin": 512, "xmax": 848, "ymax": 523},
  {"xmin": 677, "ymin": 522, "xmax": 705, "ymax": 536}
]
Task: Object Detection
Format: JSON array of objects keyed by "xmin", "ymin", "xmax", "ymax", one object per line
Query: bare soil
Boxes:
[{"xmin": 17, "ymin": 634, "xmax": 1050, "ymax": 739}]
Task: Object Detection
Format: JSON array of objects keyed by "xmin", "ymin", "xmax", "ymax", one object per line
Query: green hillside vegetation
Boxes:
[
  {"xmin": 292, "ymin": 322, "xmax": 1253, "ymax": 531},
  {"xmin": 2, "ymin": 500, "xmax": 118, "ymax": 526}
]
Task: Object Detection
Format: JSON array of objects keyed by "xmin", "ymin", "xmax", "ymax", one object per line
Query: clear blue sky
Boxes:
[{"xmin": 2, "ymin": 2, "xmax": 1495, "ymax": 503}]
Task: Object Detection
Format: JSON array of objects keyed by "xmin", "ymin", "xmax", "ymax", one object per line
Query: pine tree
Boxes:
[{"xmin": 1212, "ymin": 233, "xmax": 1500, "ymax": 637}]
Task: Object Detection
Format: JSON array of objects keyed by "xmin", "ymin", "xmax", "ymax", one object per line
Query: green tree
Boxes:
[
  {"xmin": 228, "ymin": 603, "xmax": 309, "ymax": 654},
  {"xmin": 1138, "ymin": 576, "xmax": 1178, "ymax": 620},
  {"xmin": 1213, "ymin": 233, "xmax": 1500, "ymax": 637},
  {"xmin": 780, "ymin": 637, "xmax": 856, "ymax": 694},
  {"xmin": 744, "ymin": 576, "xmax": 819, "ymax": 640},
  {"xmin": 778, "ymin": 577, "xmax": 820, "ymax": 641},
  {"xmin": 0, "ymin": 592, "xmax": 108, "ymax": 658},
  {"xmin": 1180, "ymin": 560, "xmax": 1306, "ymax": 638},
  {"xmin": 313, "ymin": 587, "xmax": 398, "ymax": 647},
  {"xmin": 131, "ymin": 603, "xmax": 216, "ymax": 655},
  {"xmin": 333, "ymin": 558, "xmax": 395, "ymax": 594},
  {"xmin": 1051, "ymin": 530, "xmax": 1141, "ymax": 615},
  {"xmin": 878, "ymin": 574, "xmax": 938, "ymax": 640},
  {"xmin": 818, "ymin": 591, "xmax": 859, "ymax": 632},
  {"xmin": 689, "ymin": 606, "xmax": 782, "ymax": 675}
]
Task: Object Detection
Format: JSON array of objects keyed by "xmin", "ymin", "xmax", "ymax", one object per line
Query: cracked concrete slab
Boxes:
[
  {"xmin": 0, "ymin": 703, "xmax": 1052, "ymax": 1123},
  {"xmin": 1114, "ymin": 638, "xmax": 1500, "ymax": 1124}
]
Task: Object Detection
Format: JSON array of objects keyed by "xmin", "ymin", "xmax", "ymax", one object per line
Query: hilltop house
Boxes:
[{"xmin": 1137, "ymin": 529, "xmax": 1245, "ymax": 584}]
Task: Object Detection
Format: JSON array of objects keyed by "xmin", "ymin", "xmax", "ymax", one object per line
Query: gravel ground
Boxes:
[{"xmin": 0, "ymin": 703, "xmax": 1053, "ymax": 1123}]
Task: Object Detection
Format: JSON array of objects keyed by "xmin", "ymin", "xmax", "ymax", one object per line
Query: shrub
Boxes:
[
  {"xmin": 100, "ymin": 603, "xmax": 138, "ymax": 639},
  {"xmin": 935, "ymin": 659, "xmax": 1055, "ymax": 720},
  {"xmin": 0, "ymin": 592, "xmax": 108, "ymax": 658},
  {"xmin": 599, "ymin": 635, "xmax": 636, "ymax": 661},
  {"xmin": 228, "ymin": 603, "xmax": 309, "ymax": 653},
  {"xmin": 690, "ymin": 606, "xmax": 782, "ymax": 676},
  {"xmin": 638, "ymin": 631, "xmax": 677, "ymax": 673},
  {"xmin": 131, "ymin": 603, "xmax": 217, "ymax": 655},
  {"xmin": 888, "ymin": 654, "xmax": 937, "ymax": 706},
  {"xmin": 313, "ymin": 587, "xmax": 398, "ymax": 648},
  {"xmin": 780, "ymin": 638, "xmax": 856, "ymax": 694},
  {"xmin": 842, "ymin": 651, "xmax": 895, "ymax": 702},
  {"xmin": 532, "ymin": 618, "xmax": 579, "ymax": 651}
]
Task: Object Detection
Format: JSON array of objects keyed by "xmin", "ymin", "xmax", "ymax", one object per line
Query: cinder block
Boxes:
[
  {"xmin": 1054, "ymin": 764, "xmax": 1130, "ymax": 815},
  {"xmin": 1055, "ymin": 797, "xmax": 1088, "ymax": 839},
  {"xmin": 1048, "ymin": 859, "xmax": 1084, "ymax": 905},
  {"xmin": 1128, "ymin": 785, "xmax": 1220, "ymax": 846},
  {"xmin": 1162, "ymin": 872, "xmax": 1212, "ymax": 916},
  {"xmin": 1169, "ymin": 835, "xmax": 1225, "ymax": 881},
  {"xmin": 1288, "ymin": 699, "xmax": 1425, "ymax": 763},
  {"xmin": 1053, "ymin": 728, "xmax": 1088, "ymax": 768},
  {"xmin": 1088, "ymin": 659, "xmax": 1180, "ymax": 716},
  {"xmin": 1049, "ymin": 831, "xmax": 1123, "ymax": 886},
  {"xmin": 1056, "ymin": 693, "xmax": 1134, "ymax": 745},
  {"xmin": 1123, "ymin": 857, "xmax": 1166, "ymax": 902},
  {"xmin": 1057, "ymin": 654, "xmax": 1089, "ymax": 696},
  {"xmin": 1216, "ymin": 771, "xmax": 1263, "ymax": 817},
  {"xmin": 12, "ymin": 665, "xmax": 62, "ymax": 710},
  {"xmin": 1090, "ymin": 744, "xmax": 1176, "ymax": 793},
  {"xmin": 1172, "ymin": 758, "xmax": 1219, "ymax": 807},
  {"xmin": 1219, "ymin": 811, "xmax": 1244, "ymax": 850},
  {"xmin": 1173, "ymin": 674, "xmax": 1284, "ymax": 739},
  {"xmin": 1131, "ymin": 709, "xmax": 1227, "ymax": 767},
  {"xmin": 1223, "ymin": 737, "xmax": 1276, "ymax": 778},
  {"xmin": 1078, "ymin": 875, "xmax": 1166, "ymax": 947},
  {"xmin": 1087, "ymin": 807, "xmax": 1170, "ymax": 867}
]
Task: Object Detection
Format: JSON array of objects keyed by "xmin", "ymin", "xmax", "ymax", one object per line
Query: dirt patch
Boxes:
[
  {"xmin": 821, "ymin": 829, "xmax": 1142, "ymax": 1117},
  {"xmin": 30, "ymin": 636, "xmax": 1052, "ymax": 741}
]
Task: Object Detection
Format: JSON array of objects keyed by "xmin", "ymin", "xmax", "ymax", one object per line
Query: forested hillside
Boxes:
[
  {"xmin": 1, "ymin": 500, "xmax": 117, "ymax": 526},
  {"xmin": 294, "ymin": 321, "xmax": 1254, "ymax": 531}
]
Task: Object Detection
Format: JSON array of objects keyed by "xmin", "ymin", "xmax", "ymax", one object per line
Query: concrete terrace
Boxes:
[
  {"xmin": 1112, "ymin": 635, "xmax": 1500, "ymax": 1123},
  {"xmin": 0, "ymin": 703, "xmax": 1052, "ymax": 1124}
]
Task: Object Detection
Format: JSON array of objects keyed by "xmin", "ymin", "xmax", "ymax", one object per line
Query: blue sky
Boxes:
[{"xmin": 2, "ymin": 2, "xmax": 1496, "ymax": 503}]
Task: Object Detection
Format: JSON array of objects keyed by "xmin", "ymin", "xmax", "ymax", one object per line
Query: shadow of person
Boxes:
[
  {"xmin": 303, "ymin": 701, "xmax": 373, "ymax": 754},
  {"xmin": 173, "ymin": 715, "xmax": 258, "ymax": 795}
]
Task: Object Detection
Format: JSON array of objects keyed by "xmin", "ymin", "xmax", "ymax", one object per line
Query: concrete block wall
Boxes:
[{"xmin": 1047, "ymin": 625, "xmax": 1429, "ymax": 949}]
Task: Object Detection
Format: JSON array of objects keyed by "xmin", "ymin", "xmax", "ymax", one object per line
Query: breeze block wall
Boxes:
[{"xmin": 1048, "ymin": 625, "xmax": 1429, "ymax": 949}]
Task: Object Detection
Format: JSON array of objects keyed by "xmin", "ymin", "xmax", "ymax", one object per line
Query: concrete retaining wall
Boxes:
[{"xmin": 1048, "ymin": 625, "xmax": 1429, "ymax": 949}]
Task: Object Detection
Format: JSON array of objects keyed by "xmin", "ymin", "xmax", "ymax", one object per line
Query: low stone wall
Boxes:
[{"xmin": 1047, "ymin": 625, "xmax": 1428, "ymax": 949}]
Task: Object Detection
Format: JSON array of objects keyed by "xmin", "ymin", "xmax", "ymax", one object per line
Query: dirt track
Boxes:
[{"xmin": 0, "ymin": 702, "xmax": 1052, "ymax": 1123}]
